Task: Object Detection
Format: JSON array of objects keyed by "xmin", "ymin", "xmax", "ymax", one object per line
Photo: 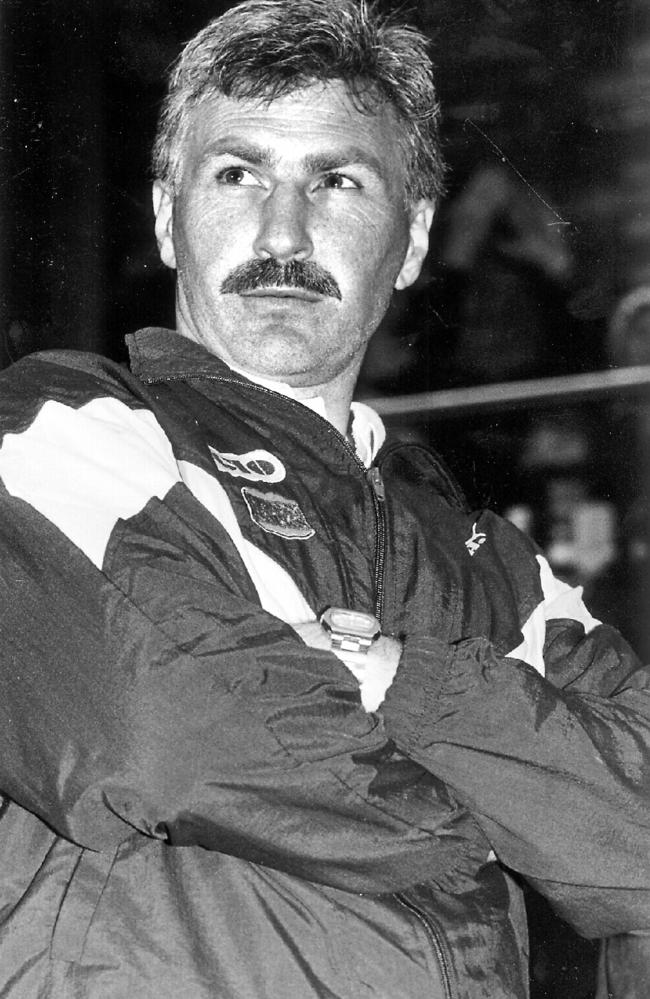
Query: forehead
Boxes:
[{"xmin": 180, "ymin": 80, "xmax": 408, "ymax": 187}]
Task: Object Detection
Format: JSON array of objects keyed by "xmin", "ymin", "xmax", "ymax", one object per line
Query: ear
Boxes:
[
  {"xmin": 394, "ymin": 200, "xmax": 435, "ymax": 290},
  {"xmin": 153, "ymin": 180, "xmax": 177, "ymax": 270}
]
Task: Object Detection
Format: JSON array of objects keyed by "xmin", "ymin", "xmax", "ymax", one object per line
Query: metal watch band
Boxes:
[
  {"xmin": 320, "ymin": 607, "xmax": 381, "ymax": 655},
  {"xmin": 330, "ymin": 633, "xmax": 375, "ymax": 654}
]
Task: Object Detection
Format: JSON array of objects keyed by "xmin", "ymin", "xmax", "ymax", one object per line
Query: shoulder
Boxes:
[
  {"xmin": 379, "ymin": 441, "xmax": 470, "ymax": 513},
  {"xmin": 0, "ymin": 348, "xmax": 142, "ymax": 398},
  {"xmin": 0, "ymin": 350, "xmax": 151, "ymax": 434}
]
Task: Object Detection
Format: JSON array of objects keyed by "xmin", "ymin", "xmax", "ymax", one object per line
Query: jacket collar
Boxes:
[
  {"xmin": 126, "ymin": 327, "xmax": 385, "ymax": 465},
  {"xmin": 126, "ymin": 327, "xmax": 234, "ymax": 383}
]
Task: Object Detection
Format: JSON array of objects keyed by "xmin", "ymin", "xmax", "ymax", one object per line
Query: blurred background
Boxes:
[{"xmin": 2, "ymin": 1, "xmax": 650, "ymax": 995}]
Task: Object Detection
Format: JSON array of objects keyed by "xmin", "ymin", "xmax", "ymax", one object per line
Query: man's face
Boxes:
[{"xmin": 154, "ymin": 80, "xmax": 433, "ymax": 388}]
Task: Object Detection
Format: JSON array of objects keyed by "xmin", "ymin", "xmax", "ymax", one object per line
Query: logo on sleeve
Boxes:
[
  {"xmin": 241, "ymin": 487, "xmax": 315, "ymax": 540},
  {"xmin": 208, "ymin": 446, "xmax": 286, "ymax": 483},
  {"xmin": 465, "ymin": 522, "xmax": 487, "ymax": 556}
]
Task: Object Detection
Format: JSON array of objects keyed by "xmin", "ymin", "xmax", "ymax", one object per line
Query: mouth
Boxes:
[{"xmin": 238, "ymin": 287, "xmax": 323, "ymax": 303}]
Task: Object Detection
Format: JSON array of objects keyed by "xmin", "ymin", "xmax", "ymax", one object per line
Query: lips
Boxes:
[{"xmin": 239, "ymin": 287, "xmax": 323, "ymax": 302}]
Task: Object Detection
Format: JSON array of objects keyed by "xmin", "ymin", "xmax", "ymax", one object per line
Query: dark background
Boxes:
[{"xmin": 0, "ymin": 0, "xmax": 631, "ymax": 366}]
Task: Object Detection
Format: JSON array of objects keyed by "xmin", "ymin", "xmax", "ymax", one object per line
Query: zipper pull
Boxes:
[{"xmin": 367, "ymin": 466, "xmax": 385, "ymax": 502}]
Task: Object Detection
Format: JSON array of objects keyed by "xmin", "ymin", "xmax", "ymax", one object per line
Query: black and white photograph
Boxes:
[{"xmin": 1, "ymin": 2, "xmax": 649, "ymax": 996}]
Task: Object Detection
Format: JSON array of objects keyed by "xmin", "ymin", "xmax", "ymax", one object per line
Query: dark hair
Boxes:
[{"xmin": 152, "ymin": 0, "xmax": 444, "ymax": 204}]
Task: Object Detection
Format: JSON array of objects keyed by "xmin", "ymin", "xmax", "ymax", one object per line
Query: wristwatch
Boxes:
[{"xmin": 319, "ymin": 607, "xmax": 381, "ymax": 654}]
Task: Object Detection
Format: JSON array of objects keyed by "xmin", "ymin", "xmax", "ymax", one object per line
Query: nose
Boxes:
[{"xmin": 253, "ymin": 183, "xmax": 314, "ymax": 262}]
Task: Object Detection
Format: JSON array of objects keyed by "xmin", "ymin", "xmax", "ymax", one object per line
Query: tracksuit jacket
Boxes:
[{"xmin": 0, "ymin": 326, "xmax": 649, "ymax": 998}]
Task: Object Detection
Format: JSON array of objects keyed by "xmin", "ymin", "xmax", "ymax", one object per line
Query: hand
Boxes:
[
  {"xmin": 334, "ymin": 635, "xmax": 403, "ymax": 711},
  {"xmin": 292, "ymin": 621, "xmax": 402, "ymax": 711}
]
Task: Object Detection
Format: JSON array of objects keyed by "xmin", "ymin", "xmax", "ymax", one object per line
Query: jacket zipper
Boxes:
[
  {"xmin": 366, "ymin": 465, "xmax": 387, "ymax": 623},
  {"xmin": 396, "ymin": 893, "xmax": 455, "ymax": 999},
  {"xmin": 144, "ymin": 373, "xmax": 389, "ymax": 623}
]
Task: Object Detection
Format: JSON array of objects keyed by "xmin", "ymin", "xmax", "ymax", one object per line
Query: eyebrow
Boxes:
[
  {"xmin": 304, "ymin": 149, "xmax": 387, "ymax": 182},
  {"xmin": 197, "ymin": 138, "xmax": 388, "ymax": 183},
  {"xmin": 199, "ymin": 139, "xmax": 273, "ymax": 169}
]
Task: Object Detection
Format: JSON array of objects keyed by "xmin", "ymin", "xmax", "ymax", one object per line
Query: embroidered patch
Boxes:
[
  {"xmin": 208, "ymin": 446, "xmax": 286, "ymax": 483},
  {"xmin": 241, "ymin": 487, "xmax": 315, "ymax": 540},
  {"xmin": 465, "ymin": 521, "xmax": 487, "ymax": 556}
]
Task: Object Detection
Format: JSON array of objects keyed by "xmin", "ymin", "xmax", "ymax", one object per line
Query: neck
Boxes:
[
  {"xmin": 289, "ymin": 378, "xmax": 355, "ymax": 436},
  {"xmin": 225, "ymin": 358, "xmax": 358, "ymax": 437}
]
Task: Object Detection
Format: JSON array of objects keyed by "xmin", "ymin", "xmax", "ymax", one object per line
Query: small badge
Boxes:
[
  {"xmin": 208, "ymin": 447, "xmax": 286, "ymax": 483},
  {"xmin": 241, "ymin": 487, "xmax": 315, "ymax": 540}
]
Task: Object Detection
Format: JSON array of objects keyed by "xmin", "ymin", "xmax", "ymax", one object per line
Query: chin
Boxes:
[
  {"xmin": 229, "ymin": 327, "xmax": 359, "ymax": 386},
  {"xmin": 235, "ymin": 338, "xmax": 316, "ymax": 376},
  {"xmin": 254, "ymin": 362, "xmax": 317, "ymax": 385},
  {"xmin": 245, "ymin": 354, "xmax": 342, "ymax": 388}
]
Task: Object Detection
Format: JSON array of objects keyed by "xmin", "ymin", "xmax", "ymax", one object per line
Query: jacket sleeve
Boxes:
[
  {"xmin": 382, "ymin": 511, "xmax": 650, "ymax": 936},
  {"xmin": 0, "ymin": 355, "xmax": 489, "ymax": 896}
]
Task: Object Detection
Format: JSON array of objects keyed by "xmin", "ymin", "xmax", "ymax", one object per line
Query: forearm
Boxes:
[
  {"xmin": 0, "ymin": 497, "xmax": 489, "ymax": 895},
  {"xmin": 382, "ymin": 631, "xmax": 650, "ymax": 895}
]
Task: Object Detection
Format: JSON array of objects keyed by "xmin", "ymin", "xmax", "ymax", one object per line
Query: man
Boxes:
[{"xmin": 0, "ymin": 1, "xmax": 649, "ymax": 996}]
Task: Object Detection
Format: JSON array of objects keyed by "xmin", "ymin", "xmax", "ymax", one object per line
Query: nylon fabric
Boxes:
[{"xmin": 0, "ymin": 329, "xmax": 647, "ymax": 997}]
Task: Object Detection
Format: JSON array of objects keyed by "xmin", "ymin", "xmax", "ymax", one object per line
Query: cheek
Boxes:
[
  {"xmin": 175, "ymin": 210, "xmax": 250, "ymax": 284},
  {"xmin": 336, "ymin": 229, "xmax": 410, "ymax": 306},
  {"xmin": 336, "ymin": 204, "xmax": 409, "ymax": 271}
]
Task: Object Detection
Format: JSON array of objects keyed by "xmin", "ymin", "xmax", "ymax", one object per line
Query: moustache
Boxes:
[{"xmin": 220, "ymin": 258, "xmax": 342, "ymax": 300}]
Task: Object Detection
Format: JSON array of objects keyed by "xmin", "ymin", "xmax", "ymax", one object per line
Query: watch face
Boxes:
[{"xmin": 326, "ymin": 609, "xmax": 380, "ymax": 638}]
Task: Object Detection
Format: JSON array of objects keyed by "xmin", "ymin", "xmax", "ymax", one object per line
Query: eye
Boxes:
[
  {"xmin": 216, "ymin": 166, "xmax": 260, "ymax": 187},
  {"xmin": 319, "ymin": 172, "xmax": 360, "ymax": 191}
]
